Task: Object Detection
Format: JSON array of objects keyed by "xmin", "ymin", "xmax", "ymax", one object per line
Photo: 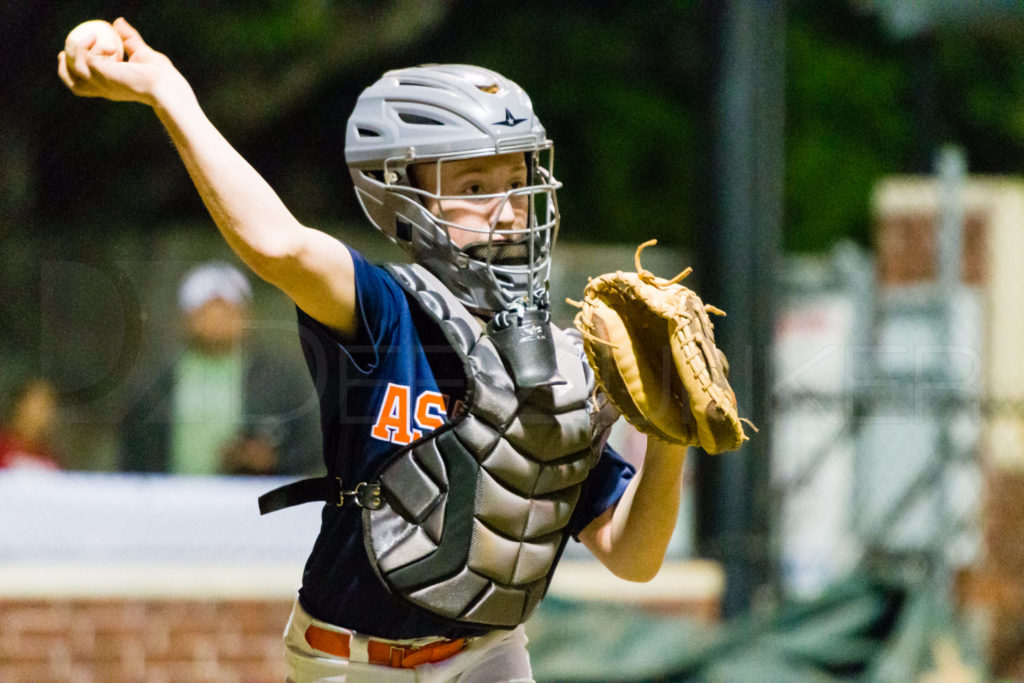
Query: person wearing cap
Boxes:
[{"xmin": 118, "ymin": 261, "xmax": 321, "ymax": 476}]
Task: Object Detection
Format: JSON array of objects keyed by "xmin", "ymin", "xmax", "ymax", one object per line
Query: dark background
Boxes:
[
  {"xmin": 4, "ymin": 0, "xmax": 1024, "ymax": 466},
  {"xmin": 9, "ymin": 2, "xmax": 1024, "ymax": 250}
]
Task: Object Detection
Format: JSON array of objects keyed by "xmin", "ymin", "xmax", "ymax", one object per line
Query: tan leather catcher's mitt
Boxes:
[{"xmin": 570, "ymin": 240, "xmax": 749, "ymax": 454}]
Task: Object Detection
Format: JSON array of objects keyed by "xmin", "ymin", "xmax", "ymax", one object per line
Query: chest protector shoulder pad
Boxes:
[{"xmin": 365, "ymin": 263, "xmax": 609, "ymax": 629}]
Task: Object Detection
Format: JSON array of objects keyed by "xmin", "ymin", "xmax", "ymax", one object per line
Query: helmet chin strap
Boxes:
[
  {"xmin": 460, "ymin": 235, "xmax": 549, "ymax": 307},
  {"xmin": 461, "ymin": 239, "xmax": 539, "ymax": 267}
]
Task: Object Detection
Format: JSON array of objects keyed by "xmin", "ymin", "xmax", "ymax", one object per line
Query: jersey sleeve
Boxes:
[
  {"xmin": 297, "ymin": 246, "xmax": 406, "ymax": 375},
  {"xmin": 568, "ymin": 443, "xmax": 636, "ymax": 539}
]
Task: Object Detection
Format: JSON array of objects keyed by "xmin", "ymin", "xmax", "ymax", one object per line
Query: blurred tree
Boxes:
[
  {"xmin": 935, "ymin": 25, "xmax": 1024, "ymax": 172},
  {"xmin": 9, "ymin": 0, "xmax": 1024, "ymax": 467},
  {"xmin": 6, "ymin": 1, "xmax": 1024, "ymax": 253},
  {"xmin": 3, "ymin": 1, "xmax": 450, "ymax": 231},
  {"xmin": 785, "ymin": 4, "xmax": 915, "ymax": 252},
  {"xmin": 420, "ymin": 1, "xmax": 705, "ymax": 248},
  {"xmin": 786, "ymin": 1, "xmax": 1024, "ymax": 251},
  {"xmin": 0, "ymin": 1, "xmax": 450, "ymax": 408}
]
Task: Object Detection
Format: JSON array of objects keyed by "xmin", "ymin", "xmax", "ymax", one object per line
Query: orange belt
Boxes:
[{"xmin": 305, "ymin": 624, "xmax": 469, "ymax": 669}]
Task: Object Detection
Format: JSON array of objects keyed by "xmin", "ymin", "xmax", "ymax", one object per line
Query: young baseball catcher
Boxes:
[{"xmin": 59, "ymin": 17, "xmax": 747, "ymax": 681}]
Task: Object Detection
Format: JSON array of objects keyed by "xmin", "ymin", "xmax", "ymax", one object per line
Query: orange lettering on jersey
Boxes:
[
  {"xmin": 371, "ymin": 383, "xmax": 415, "ymax": 445},
  {"xmin": 412, "ymin": 391, "xmax": 447, "ymax": 440}
]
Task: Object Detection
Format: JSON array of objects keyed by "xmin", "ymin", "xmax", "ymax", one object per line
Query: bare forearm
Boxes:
[
  {"xmin": 152, "ymin": 80, "xmax": 303, "ymax": 277},
  {"xmin": 151, "ymin": 81, "xmax": 356, "ymax": 334},
  {"xmin": 59, "ymin": 18, "xmax": 356, "ymax": 334},
  {"xmin": 59, "ymin": 19, "xmax": 299, "ymax": 271},
  {"xmin": 582, "ymin": 437, "xmax": 688, "ymax": 581}
]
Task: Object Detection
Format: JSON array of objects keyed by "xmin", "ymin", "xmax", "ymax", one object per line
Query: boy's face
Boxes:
[{"xmin": 410, "ymin": 152, "xmax": 530, "ymax": 248}]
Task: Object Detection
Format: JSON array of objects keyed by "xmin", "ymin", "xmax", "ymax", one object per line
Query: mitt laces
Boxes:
[
  {"xmin": 635, "ymin": 239, "xmax": 726, "ymax": 316},
  {"xmin": 566, "ymin": 239, "xmax": 726, "ymax": 350}
]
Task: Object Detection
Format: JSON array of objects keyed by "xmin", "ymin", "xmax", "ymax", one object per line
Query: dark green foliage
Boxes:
[
  {"xmin": 7, "ymin": 0, "xmax": 1024, "ymax": 400},
  {"xmin": 9, "ymin": 1, "xmax": 1024, "ymax": 250}
]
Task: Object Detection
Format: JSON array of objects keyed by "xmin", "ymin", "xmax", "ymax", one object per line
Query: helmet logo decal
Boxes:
[{"xmin": 494, "ymin": 108, "xmax": 527, "ymax": 127}]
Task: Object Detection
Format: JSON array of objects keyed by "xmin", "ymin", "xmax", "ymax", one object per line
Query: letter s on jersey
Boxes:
[{"xmin": 370, "ymin": 384, "xmax": 447, "ymax": 445}]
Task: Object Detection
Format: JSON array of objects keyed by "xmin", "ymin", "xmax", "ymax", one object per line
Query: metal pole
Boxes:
[
  {"xmin": 934, "ymin": 144, "xmax": 966, "ymax": 586},
  {"xmin": 695, "ymin": 0, "xmax": 784, "ymax": 617}
]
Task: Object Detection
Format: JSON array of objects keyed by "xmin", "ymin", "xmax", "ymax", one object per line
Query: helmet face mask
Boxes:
[
  {"xmin": 346, "ymin": 65, "xmax": 561, "ymax": 313},
  {"xmin": 403, "ymin": 148, "xmax": 559, "ymax": 309}
]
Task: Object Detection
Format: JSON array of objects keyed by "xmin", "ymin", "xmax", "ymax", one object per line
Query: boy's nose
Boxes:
[{"xmin": 493, "ymin": 197, "xmax": 518, "ymax": 233}]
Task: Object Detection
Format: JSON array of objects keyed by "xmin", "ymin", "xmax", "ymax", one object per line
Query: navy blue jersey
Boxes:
[{"xmin": 295, "ymin": 247, "xmax": 635, "ymax": 639}]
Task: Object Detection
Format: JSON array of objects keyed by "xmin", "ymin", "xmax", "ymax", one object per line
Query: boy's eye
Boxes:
[
  {"xmin": 510, "ymin": 181, "xmax": 523, "ymax": 190},
  {"xmin": 464, "ymin": 184, "xmax": 484, "ymax": 195}
]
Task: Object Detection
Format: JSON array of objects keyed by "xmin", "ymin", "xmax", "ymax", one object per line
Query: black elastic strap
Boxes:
[
  {"xmin": 258, "ymin": 476, "xmax": 334, "ymax": 515},
  {"xmin": 258, "ymin": 476, "xmax": 384, "ymax": 514}
]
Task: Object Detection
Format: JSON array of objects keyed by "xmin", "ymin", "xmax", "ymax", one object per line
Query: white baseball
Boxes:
[{"xmin": 65, "ymin": 20, "xmax": 125, "ymax": 61}]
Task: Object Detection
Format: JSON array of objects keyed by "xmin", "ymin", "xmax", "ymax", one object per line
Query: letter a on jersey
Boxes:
[{"xmin": 371, "ymin": 383, "xmax": 415, "ymax": 445}]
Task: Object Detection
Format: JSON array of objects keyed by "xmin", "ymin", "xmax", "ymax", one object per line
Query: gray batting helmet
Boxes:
[{"xmin": 345, "ymin": 64, "xmax": 560, "ymax": 312}]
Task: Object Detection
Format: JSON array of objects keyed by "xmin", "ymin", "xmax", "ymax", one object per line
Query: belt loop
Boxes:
[{"xmin": 348, "ymin": 632, "xmax": 370, "ymax": 663}]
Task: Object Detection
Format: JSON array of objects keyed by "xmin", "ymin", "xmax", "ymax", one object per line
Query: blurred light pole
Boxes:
[{"xmin": 695, "ymin": 0, "xmax": 784, "ymax": 618}]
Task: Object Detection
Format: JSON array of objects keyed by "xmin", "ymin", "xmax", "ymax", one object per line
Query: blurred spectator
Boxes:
[
  {"xmin": 119, "ymin": 261, "xmax": 321, "ymax": 475},
  {"xmin": 0, "ymin": 377, "xmax": 61, "ymax": 470}
]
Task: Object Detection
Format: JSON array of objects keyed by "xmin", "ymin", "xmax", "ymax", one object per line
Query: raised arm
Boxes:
[
  {"xmin": 578, "ymin": 437, "xmax": 689, "ymax": 582},
  {"xmin": 57, "ymin": 18, "xmax": 357, "ymax": 337}
]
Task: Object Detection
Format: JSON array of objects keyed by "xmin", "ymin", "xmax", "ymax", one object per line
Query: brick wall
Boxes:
[
  {"xmin": 0, "ymin": 597, "xmax": 292, "ymax": 683},
  {"xmin": 0, "ymin": 559, "xmax": 722, "ymax": 682},
  {"xmin": 957, "ymin": 468, "xmax": 1024, "ymax": 679},
  {"xmin": 875, "ymin": 210, "xmax": 988, "ymax": 285},
  {"xmin": 874, "ymin": 177, "xmax": 1024, "ymax": 678}
]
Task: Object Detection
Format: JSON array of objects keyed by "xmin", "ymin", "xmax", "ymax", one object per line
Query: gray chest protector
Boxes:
[{"xmin": 367, "ymin": 263, "xmax": 612, "ymax": 629}]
